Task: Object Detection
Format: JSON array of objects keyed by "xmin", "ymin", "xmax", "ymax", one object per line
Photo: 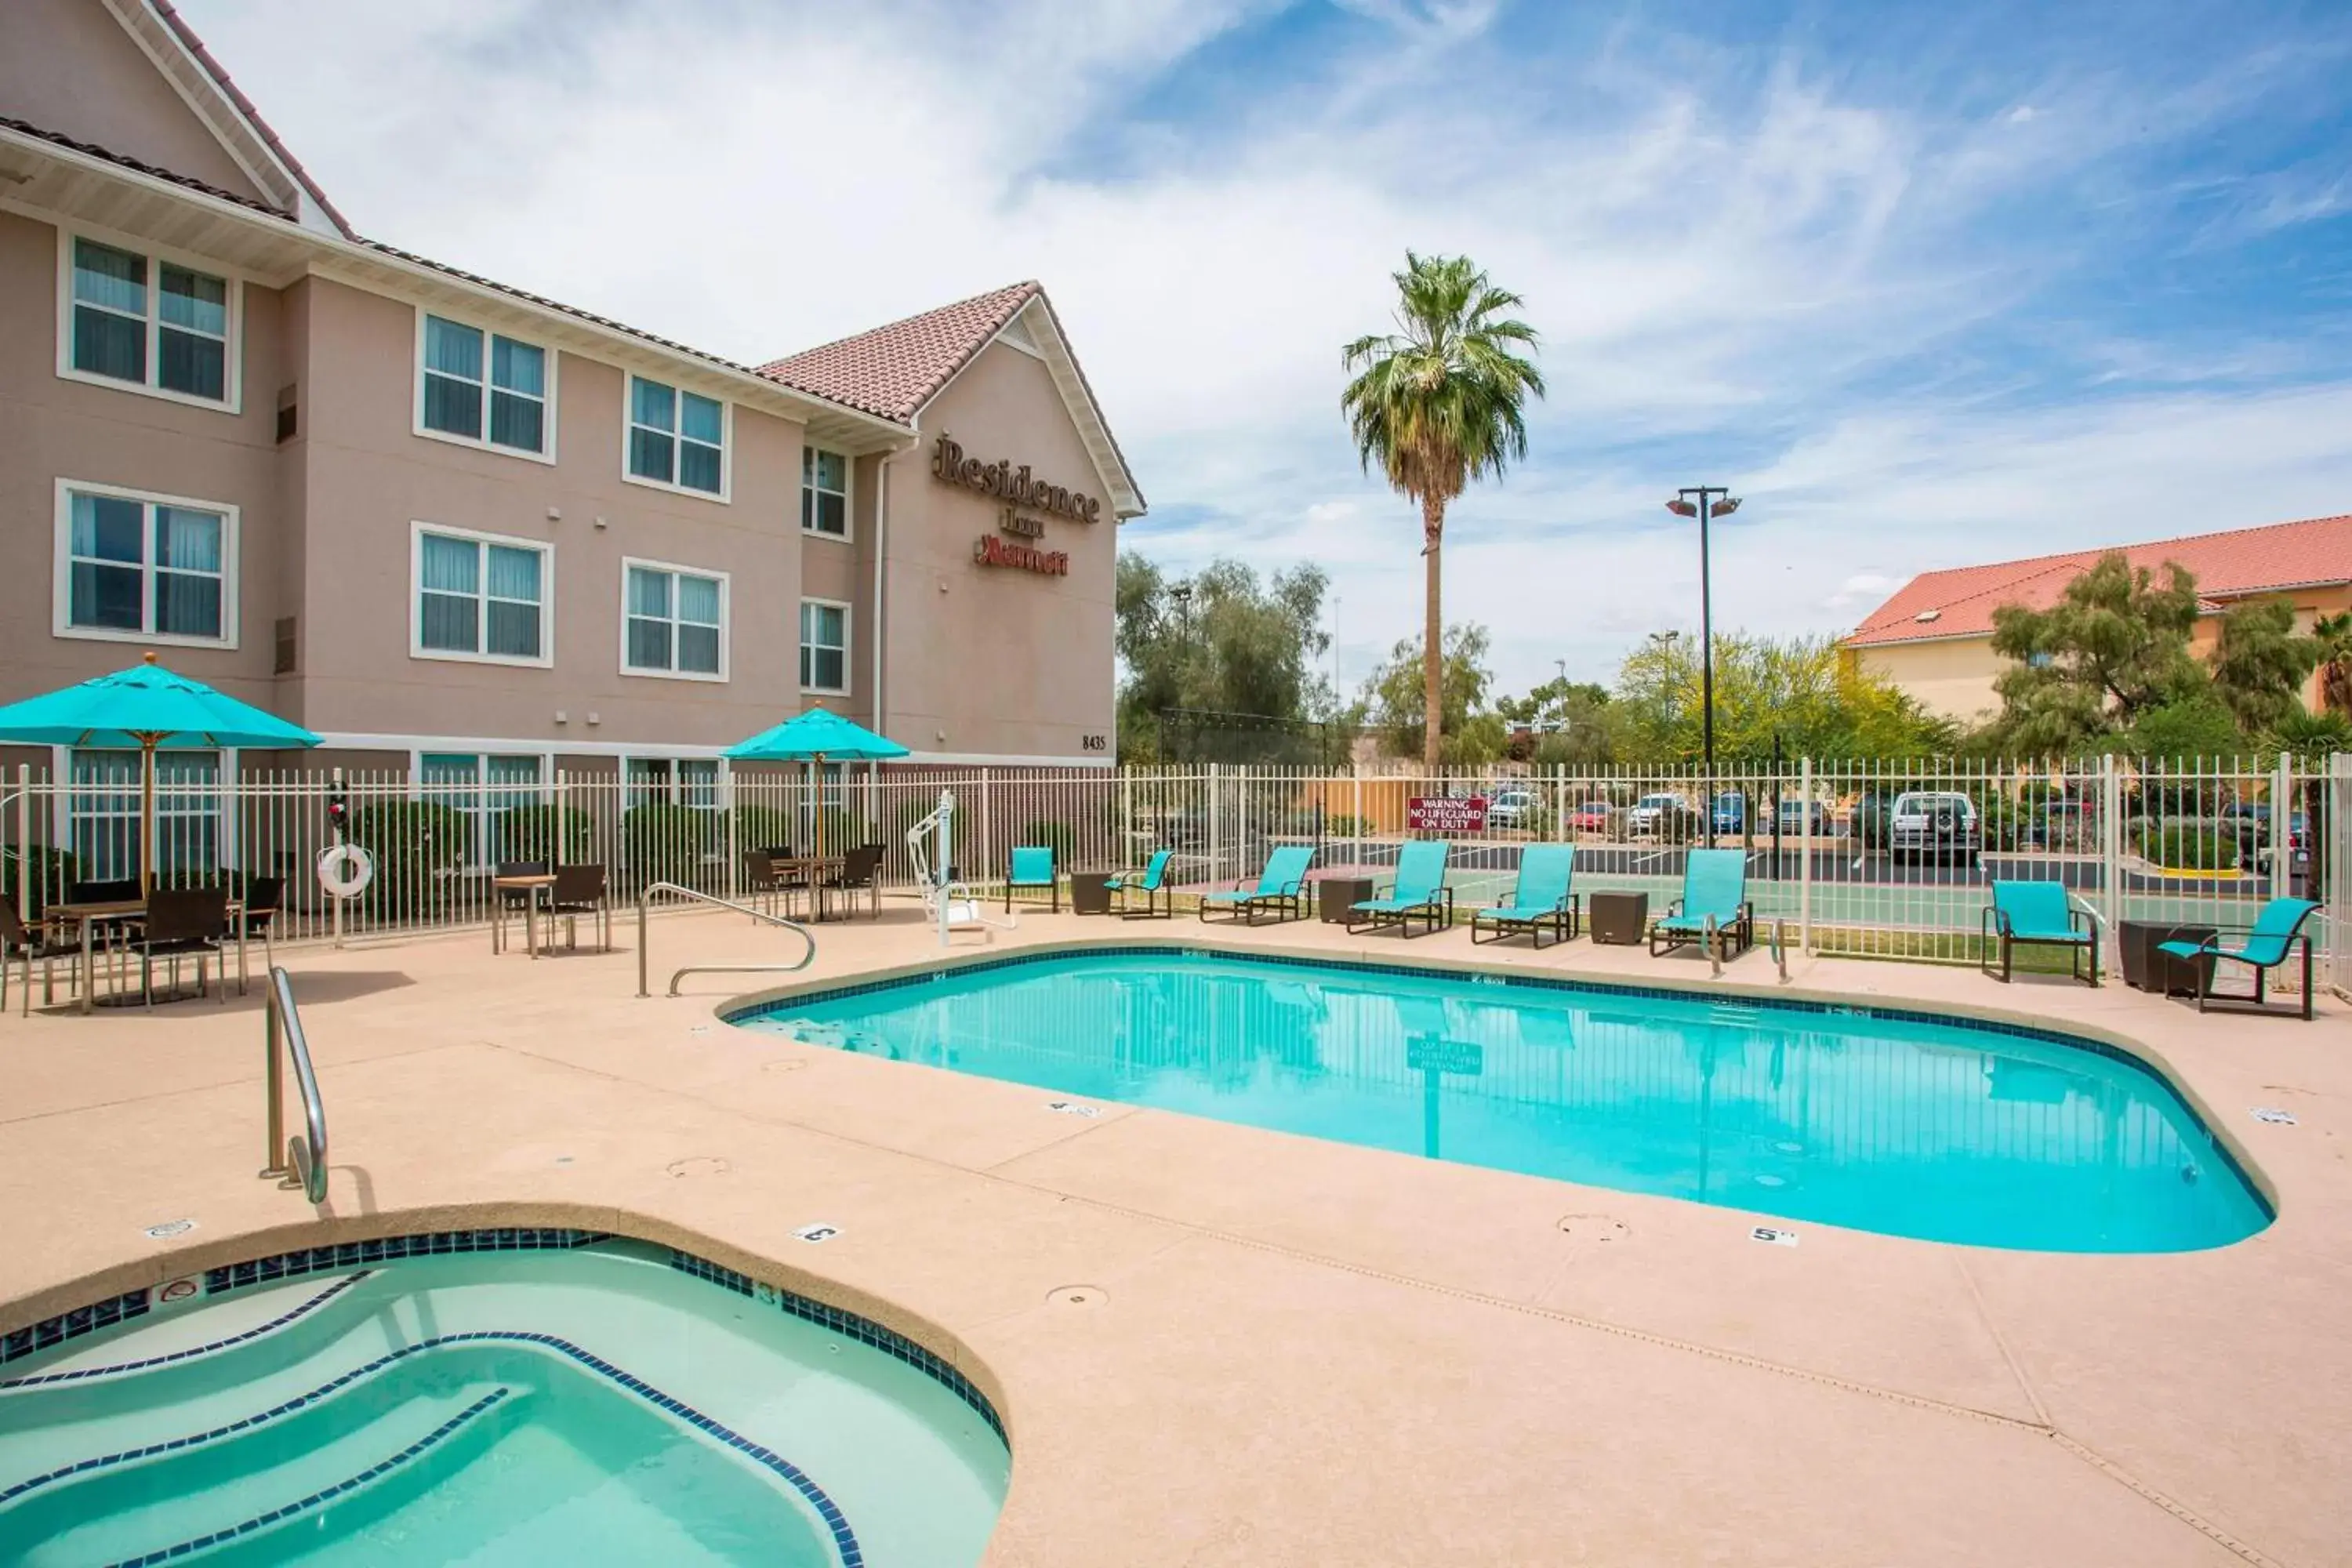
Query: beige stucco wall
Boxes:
[
  {"xmin": 881, "ymin": 339, "xmax": 1117, "ymax": 760},
  {"xmin": 1852, "ymin": 637, "xmax": 2004, "ymax": 724},
  {"xmin": 0, "ymin": 0, "xmax": 273, "ymax": 207},
  {"xmin": 285, "ymin": 277, "xmax": 811, "ymax": 750},
  {"xmin": 0, "ymin": 209, "xmax": 289, "ymax": 709},
  {"xmin": 1859, "ymin": 584, "xmax": 2352, "ymax": 723}
]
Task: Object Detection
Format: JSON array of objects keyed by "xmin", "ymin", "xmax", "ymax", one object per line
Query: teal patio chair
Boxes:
[
  {"xmin": 1650, "ymin": 848, "xmax": 1753, "ymax": 958},
  {"xmin": 1470, "ymin": 844, "xmax": 1580, "ymax": 948},
  {"xmin": 1106, "ymin": 848, "xmax": 1176, "ymax": 920},
  {"xmin": 1348, "ymin": 840, "xmax": 1453, "ymax": 938},
  {"xmin": 1980, "ymin": 879, "xmax": 2097, "ymax": 986},
  {"xmin": 1004, "ymin": 844, "xmax": 1058, "ymax": 913},
  {"xmin": 2158, "ymin": 897, "xmax": 2321, "ymax": 1019},
  {"xmin": 1198, "ymin": 844, "xmax": 1316, "ymax": 925}
]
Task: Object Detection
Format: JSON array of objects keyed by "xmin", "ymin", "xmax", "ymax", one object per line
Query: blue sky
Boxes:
[{"xmin": 187, "ymin": 0, "xmax": 2352, "ymax": 696}]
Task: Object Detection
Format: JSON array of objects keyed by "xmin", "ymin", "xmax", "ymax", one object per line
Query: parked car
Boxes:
[
  {"xmin": 2223, "ymin": 804, "xmax": 2310, "ymax": 858},
  {"xmin": 1776, "ymin": 798, "xmax": 1830, "ymax": 834},
  {"xmin": 1888, "ymin": 791, "xmax": 1980, "ymax": 866},
  {"xmin": 1710, "ymin": 792, "xmax": 1746, "ymax": 833},
  {"xmin": 1628, "ymin": 792, "xmax": 1696, "ymax": 838},
  {"xmin": 1484, "ymin": 788, "xmax": 1539, "ymax": 829},
  {"xmin": 1568, "ymin": 800, "xmax": 1611, "ymax": 834}
]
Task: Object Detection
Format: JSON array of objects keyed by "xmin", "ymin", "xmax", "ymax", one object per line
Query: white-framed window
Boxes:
[
  {"xmin": 53, "ymin": 479, "xmax": 238, "ymax": 648},
  {"xmin": 624, "ymin": 757, "xmax": 720, "ymax": 810},
  {"xmin": 621, "ymin": 559, "xmax": 728, "ymax": 680},
  {"xmin": 416, "ymin": 311, "xmax": 553, "ymax": 459},
  {"xmin": 626, "ymin": 376, "xmax": 727, "ymax": 498},
  {"xmin": 419, "ymin": 751, "xmax": 546, "ymax": 866},
  {"xmin": 69, "ymin": 748, "xmax": 223, "ymax": 883},
  {"xmin": 800, "ymin": 598, "xmax": 850, "ymax": 693},
  {"xmin": 56, "ymin": 230, "xmax": 240, "ymax": 410},
  {"xmin": 802, "ymin": 447, "xmax": 849, "ymax": 538},
  {"xmin": 411, "ymin": 523, "xmax": 552, "ymax": 666}
]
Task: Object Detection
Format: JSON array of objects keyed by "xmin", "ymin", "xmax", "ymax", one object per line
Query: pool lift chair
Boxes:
[{"xmin": 908, "ymin": 790, "xmax": 1018, "ymax": 949}]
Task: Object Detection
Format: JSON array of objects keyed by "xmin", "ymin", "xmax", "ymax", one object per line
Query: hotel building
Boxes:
[{"xmin": 0, "ymin": 0, "xmax": 1144, "ymax": 825}]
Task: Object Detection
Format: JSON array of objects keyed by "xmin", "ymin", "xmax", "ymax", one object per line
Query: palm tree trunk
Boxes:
[{"xmin": 1422, "ymin": 493, "xmax": 1445, "ymax": 772}]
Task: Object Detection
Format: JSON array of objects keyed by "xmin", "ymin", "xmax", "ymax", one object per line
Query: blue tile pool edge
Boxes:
[
  {"xmin": 725, "ymin": 939, "xmax": 2274, "ymax": 1222},
  {"xmin": 0, "ymin": 1226, "xmax": 1007, "ymax": 1458}
]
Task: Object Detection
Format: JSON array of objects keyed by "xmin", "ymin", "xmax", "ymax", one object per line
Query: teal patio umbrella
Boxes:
[
  {"xmin": 0, "ymin": 654, "xmax": 321, "ymax": 894},
  {"xmin": 724, "ymin": 706, "xmax": 908, "ymax": 858}
]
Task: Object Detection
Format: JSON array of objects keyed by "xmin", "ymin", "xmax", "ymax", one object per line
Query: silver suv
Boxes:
[{"xmin": 1889, "ymin": 791, "xmax": 1980, "ymax": 866}]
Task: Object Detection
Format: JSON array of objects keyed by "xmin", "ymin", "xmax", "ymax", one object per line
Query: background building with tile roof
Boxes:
[{"xmin": 1844, "ymin": 514, "xmax": 2352, "ymax": 722}]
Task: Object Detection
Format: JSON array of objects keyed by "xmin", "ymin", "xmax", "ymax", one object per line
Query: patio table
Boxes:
[
  {"xmin": 48, "ymin": 897, "xmax": 247, "ymax": 1013},
  {"xmin": 490, "ymin": 873, "xmax": 557, "ymax": 959},
  {"xmin": 775, "ymin": 856, "xmax": 846, "ymax": 923}
]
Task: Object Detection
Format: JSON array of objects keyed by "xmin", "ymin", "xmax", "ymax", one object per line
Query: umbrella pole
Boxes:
[
  {"xmin": 812, "ymin": 753, "xmax": 826, "ymax": 859},
  {"xmin": 140, "ymin": 735, "xmax": 158, "ymax": 898}
]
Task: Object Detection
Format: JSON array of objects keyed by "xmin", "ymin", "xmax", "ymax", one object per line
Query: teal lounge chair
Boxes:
[
  {"xmin": 1198, "ymin": 844, "xmax": 1316, "ymax": 924},
  {"xmin": 1106, "ymin": 848, "xmax": 1176, "ymax": 920},
  {"xmin": 1650, "ymin": 848, "xmax": 1753, "ymax": 958},
  {"xmin": 1471, "ymin": 844, "xmax": 1579, "ymax": 948},
  {"xmin": 1004, "ymin": 844, "xmax": 1058, "ymax": 913},
  {"xmin": 2158, "ymin": 897, "xmax": 2321, "ymax": 1019},
  {"xmin": 1980, "ymin": 880, "xmax": 2096, "ymax": 985},
  {"xmin": 1348, "ymin": 840, "xmax": 1453, "ymax": 938}
]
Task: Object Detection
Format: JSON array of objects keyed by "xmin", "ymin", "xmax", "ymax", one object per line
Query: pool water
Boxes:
[
  {"xmin": 0, "ymin": 1240, "xmax": 1006, "ymax": 1566},
  {"xmin": 742, "ymin": 949, "xmax": 2269, "ymax": 1254}
]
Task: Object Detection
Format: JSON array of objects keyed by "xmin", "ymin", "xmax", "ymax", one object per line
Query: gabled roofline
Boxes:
[
  {"xmin": 0, "ymin": 119, "xmax": 913, "ymax": 446},
  {"xmin": 1009, "ymin": 290, "xmax": 1146, "ymax": 519}
]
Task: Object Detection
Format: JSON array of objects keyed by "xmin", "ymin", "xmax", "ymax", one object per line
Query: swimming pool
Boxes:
[
  {"xmin": 738, "ymin": 947, "xmax": 2270, "ymax": 1254},
  {"xmin": 0, "ymin": 1233, "xmax": 1007, "ymax": 1566}
]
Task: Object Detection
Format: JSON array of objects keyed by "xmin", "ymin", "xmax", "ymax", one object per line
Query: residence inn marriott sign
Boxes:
[{"xmin": 933, "ymin": 434, "xmax": 1102, "ymax": 576}]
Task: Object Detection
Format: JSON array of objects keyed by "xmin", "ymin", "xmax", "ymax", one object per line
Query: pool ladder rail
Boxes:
[
  {"xmin": 635, "ymin": 881, "xmax": 816, "ymax": 998},
  {"xmin": 260, "ymin": 966, "xmax": 328, "ymax": 1204}
]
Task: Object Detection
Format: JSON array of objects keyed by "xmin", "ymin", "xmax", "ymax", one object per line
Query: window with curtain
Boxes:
[
  {"xmin": 623, "ymin": 562, "xmax": 724, "ymax": 677},
  {"xmin": 627, "ymin": 376, "xmax": 724, "ymax": 495},
  {"xmin": 415, "ymin": 528, "xmax": 547, "ymax": 662},
  {"xmin": 800, "ymin": 600, "xmax": 848, "ymax": 692},
  {"xmin": 422, "ymin": 753, "xmax": 542, "ymax": 863},
  {"xmin": 420, "ymin": 314, "xmax": 547, "ymax": 454},
  {"xmin": 61, "ymin": 486, "xmax": 230, "ymax": 643},
  {"xmin": 70, "ymin": 749, "xmax": 220, "ymax": 882},
  {"xmin": 70, "ymin": 238, "xmax": 230, "ymax": 402},
  {"xmin": 625, "ymin": 757, "xmax": 720, "ymax": 811},
  {"xmin": 801, "ymin": 448, "xmax": 848, "ymax": 536}
]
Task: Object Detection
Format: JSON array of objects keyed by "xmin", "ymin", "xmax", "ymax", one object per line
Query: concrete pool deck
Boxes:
[{"xmin": 1, "ymin": 900, "xmax": 2345, "ymax": 1566}]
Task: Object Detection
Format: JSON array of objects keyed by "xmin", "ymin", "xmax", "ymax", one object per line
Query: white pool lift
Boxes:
[{"xmin": 906, "ymin": 789, "xmax": 1014, "ymax": 947}]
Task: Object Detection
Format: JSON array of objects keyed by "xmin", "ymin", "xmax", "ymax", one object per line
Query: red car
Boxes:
[{"xmin": 1569, "ymin": 801, "xmax": 1610, "ymax": 833}]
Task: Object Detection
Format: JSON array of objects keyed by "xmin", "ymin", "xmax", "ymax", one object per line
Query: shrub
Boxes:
[
  {"xmin": 622, "ymin": 804, "xmax": 712, "ymax": 887},
  {"xmin": 347, "ymin": 800, "xmax": 468, "ymax": 914},
  {"xmin": 495, "ymin": 804, "xmax": 592, "ymax": 866},
  {"xmin": 2137, "ymin": 820, "xmax": 2238, "ymax": 872},
  {"xmin": 0, "ymin": 845, "xmax": 78, "ymax": 913},
  {"xmin": 730, "ymin": 804, "xmax": 798, "ymax": 857},
  {"xmin": 1019, "ymin": 818, "xmax": 1076, "ymax": 862}
]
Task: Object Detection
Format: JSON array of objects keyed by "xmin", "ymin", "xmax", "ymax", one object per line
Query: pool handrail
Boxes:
[
  {"xmin": 260, "ymin": 966, "xmax": 328, "ymax": 1204},
  {"xmin": 636, "ymin": 881, "xmax": 815, "ymax": 998}
]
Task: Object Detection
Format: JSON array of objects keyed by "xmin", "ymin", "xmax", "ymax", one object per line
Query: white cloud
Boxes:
[{"xmin": 175, "ymin": 0, "xmax": 2352, "ymax": 698}]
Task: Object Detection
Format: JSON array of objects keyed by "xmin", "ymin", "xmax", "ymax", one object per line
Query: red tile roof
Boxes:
[
  {"xmin": 756, "ymin": 282, "xmax": 1041, "ymax": 421},
  {"xmin": 1847, "ymin": 513, "xmax": 2352, "ymax": 647}
]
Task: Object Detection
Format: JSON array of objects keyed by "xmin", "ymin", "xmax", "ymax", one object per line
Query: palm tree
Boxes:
[
  {"xmin": 2314, "ymin": 610, "xmax": 2352, "ymax": 717},
  {"xmin": 1342, "ymin": 252, "xmax": 1544, "ymax": 770}
]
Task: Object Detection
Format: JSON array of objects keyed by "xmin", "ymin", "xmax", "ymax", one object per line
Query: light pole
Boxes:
[{"xmin": 1666, "ymin": 488, "xmax": 1739, "ymax": 846}]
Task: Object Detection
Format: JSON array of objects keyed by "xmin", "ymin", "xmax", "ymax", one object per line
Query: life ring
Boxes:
[{"xmin": 317, "ymin": 844, "xmax": 375, "ymax": 898}]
